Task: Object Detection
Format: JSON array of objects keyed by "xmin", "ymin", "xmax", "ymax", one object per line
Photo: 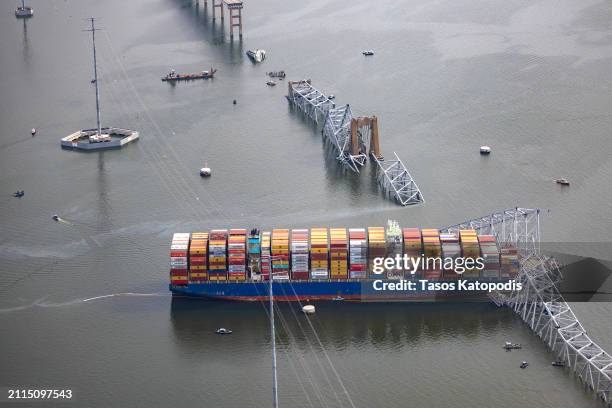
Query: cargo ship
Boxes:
[{"xmin": 169, "ymin": 223, "xmax": 520, "ymax": 302}]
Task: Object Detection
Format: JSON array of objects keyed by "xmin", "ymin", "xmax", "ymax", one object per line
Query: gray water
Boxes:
[{"xmin": 1, "ymin": 0, "xmax": 611, "ymax": 406}]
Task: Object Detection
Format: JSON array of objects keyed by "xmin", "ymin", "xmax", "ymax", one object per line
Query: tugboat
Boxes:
[
  {"xmin": 555, "ymin": 178, "xmax": 570, "ymax": 186},
  {"xmin": 520, "ymin": 361, "xmax": 529, "ymax": 369},
  {"xmin": 12, "ymin": 190, "xmax": 25, "ymax": 198},
  {"xmin": 31, "ymin": 128, "xmax": 36, "ymax": 135},
  {"xmin": 480, "ymin": 145, "xmax": 491, "ymax": 155},
  {"xmin": 552, "ymin": 360, "xmax": 565, "ymax": 367},
  {"xmin": 215, "ymin": 328, "xmax": 232, "ymax": 335},
  {"xmin": 15, "ymin": 0, "xmax": 33, "ymax": 18},
  {"xmin": 266, "ymin": 80, "xmax": 276, "ymax": 87},
  {"xmin": 52, "ymin": 214, "xmax": 60, "ymax": 222},
  {"xmin": 161, "ymin": 68, "xmax": 216, "ymax": 82},
  {"xmin": 246, "ymin": 49, "xmax": 266, "ymax": 63},
  {"xmin": 302, "ymin": 305, "xmax": 316, "ymax": 314},
  {"xmin": 362, "ymin": 50, "xmax": 374, "ymax": 56}
]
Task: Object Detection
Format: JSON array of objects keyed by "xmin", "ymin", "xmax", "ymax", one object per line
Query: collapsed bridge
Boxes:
[{"xmin": 287, "ymin": 79, "xmax": 423, "ymax": 206}]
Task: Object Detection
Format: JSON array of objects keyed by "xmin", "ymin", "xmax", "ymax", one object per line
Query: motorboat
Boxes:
[
  {"xmin": 555, "ymin": 178, "xmax": 570, "ymax": 186},
  {"xmin": 332, "ymin": 296, "xmax": 344, "ymax": 301},
  {"xmin": 31, "ymin": 128, "xmax": 36, "ymax": 135},
  {"xmin": 520, "ymin": 361, "xmax": 529, "ymax": 369},
  {"xmin": 504, "ymin": 342, "xmax": 522, "ymax": 350},
  {"xmin": 328, "ymin": 94, "xmax": 335, "ymax": 100},
  {"xmin": 12, "ymin": 190, "xmax": 25, "ymax": 198},
  {"xmin": 552, "ymin": 361, "xmax": 565, "ymax": 367},
  {"xmin": 52, "ymin": 214, "xmax": 60, "ymax": 221},
  {"xmin": 362, "ymin": 50, "xmax": 374, "ymax": 56},
  {"xmin": 200, "ymin": 166, "xmax": 211, "ymax": 177},
  {"xmin": 266, "ymin": 81, "xmax": 276, "ymax": 87},
  {"xmin": 215, "ymin": 328, "xmax": 233, "ymax": 335},
  {"xmin": 480, "ymin": 145, "xmax": 491, "ymax": 155},
  {"xmin": 267, "ymin": 71, "xmax": 286, "ymax": 78},
  {"xmin": 246, "ymin": 49, "xmax": 266, "ymax": 63}
]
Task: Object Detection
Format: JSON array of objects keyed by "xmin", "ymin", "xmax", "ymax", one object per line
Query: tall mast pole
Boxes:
[
  {"xmin": 22, "ymin": 0, "xmax": 25, "ymax": 9},
  {"xmin": 87, "ymin": 17, "xmax": 102, "ymax": 136},
  {"xmin": 269, "ymin": 264, "xmax": 279, "ymax": 408}
]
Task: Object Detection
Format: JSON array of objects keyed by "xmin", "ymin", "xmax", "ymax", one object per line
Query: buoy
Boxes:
[
  {"xmin": 302, "ymin": 305, "xmax": 315, "ymax": 314},
  {"xmin": 480, "ymin": 146, "xmax": 491, "ymax": 155}
]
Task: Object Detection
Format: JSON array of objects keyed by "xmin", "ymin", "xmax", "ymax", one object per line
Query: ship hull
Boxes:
[{"xmin": 170, "ymin": 280, "xmax": 488, "ymax": 302}]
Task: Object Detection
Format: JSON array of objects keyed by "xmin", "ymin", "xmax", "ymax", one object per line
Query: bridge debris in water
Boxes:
[
  {"xmin": 444, "ymin": 208, "xmax": 612, "ymax": 407},
  {"xmin": 287, "ymin": 79, "xmax": 423, "ymax": 206}
]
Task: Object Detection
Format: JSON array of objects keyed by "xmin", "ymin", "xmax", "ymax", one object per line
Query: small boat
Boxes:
[
  {"xmin": 215, "ymin": 328, "xmax": 232, "ymax": 335},
  {"xmin": 12, "ymin": 190, "xmax": 25, "ymax": 198},
  {"xmin": 15, "ymin": 0, "xmax": 33, "ymax": 18},
  {"xmin": 266, "ymin": 81, "xmax": 276, "ymax": 87},
  {"xmin": 332, "ymin": 296, "xmax": 344, "ymax": 301},
  {"xmin": 267, "ymin": 71, "xmax": 286, "ymax": 79},
  {"xmin": 480, "ymin": 145, "xmax": 491, "ymax": 155},
  {"xmin": 328, "ymin": 94, "xmax": 335, "ymax": 100},
  {"xmin": 520, "ymin": 361, "xmax": 529, "ymax": 369},
  {"xmin": 31, "ymin": 128, "xmax": 36, "ymax": 135},
  {"xmin": 246, "ymin": 49, "xmax": 266, "ymax": 63},
  {"xmin": 302, "ymin": 305, "xmax": 316, "ymax": 314},
  {"xmin": 362, "ymin": 50, "xmax": 374, "ymax": 56},
  {"xmin": 504, "ymin": 342, "xmax": 522, "ymax": 350},
  {"xmin": 552, "ymin": 361, "xmax": 565, "ymax": 367},
  {"xmin": 161, "ymin": 68, "xmax": 216, "ymax": 82},
  {"xmin": 555, "ymin": 178, "xmax": 570, "ymax": 186},
  {"xmin": 200, "ymin": 166, "xmax": 211, "ymax": 177},
  {"xmin": 52, "ymin": 214, "xmax": 60, "ymax": 221}
]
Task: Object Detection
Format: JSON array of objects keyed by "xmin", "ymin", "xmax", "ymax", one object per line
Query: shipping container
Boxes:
[
  {"xmin": 189, "ymin": 232, "xmax": 209, "ymax": 282},
  {"xmin": 440, "ymin": 232, "xmax": 461, "ymax": 279},
  {"xmin": 247, "ymin": 228, "xmax": 262, "ymax": 279},
  {"xmin": 385, "ymin": 221, "xmax": 403, "ymax": 279},
  {"xmin": 310, "ymin": 228, "xmax": 329, "ymax": 279},
  {"xmin": 459, "ymin": 229, "xmax": 480, "ymax": 278},
  {"xmin": 349, "ymin": 228, "xmax": 367, "ymax": 279},
  {"xmin": 272, "ymin": 229, "xmax": 290, "ymax": 280},
  {"xmin": 422, "ymin": 229, "xmax": 442, "ymax": 280},
  {"xmin": 367, "ymin": 227, "xmax": 386, "ymax": 277},
  {"xmin": 402, "ymin": 228, "xmax": 422, "ymax": 277},
  {"xmin": 329, "ymin": 228, "xmax": 348, "ymax": 279},
  {"xmin": 291, "ymin": 229, "xmax": 309, "ymax": 280},
  {"xmin": 261, "ymin": 231, "xmax": 272, "ymax": 280}
]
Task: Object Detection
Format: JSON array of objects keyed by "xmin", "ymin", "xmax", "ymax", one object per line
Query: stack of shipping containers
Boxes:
[
  {"xmin": 478, "ymin": 235, "xmax": 500, "ymax": 278},
  {"xmin": 440, "ymin": 232, "xmax": 460, "ymax": 279},
  {"xmin": 385, "ymin": 221, "xmax": 403, "ymax": 279},
  {"xmin": 349, "ymin": 228, "xmax": 367, "ymax": 279},
  {"xmin": 403, "ymin": 228, "xmax": 422, "ymax": 278},
  {"xmin": 261, "ymin": 231, "xmax": 272, "ymax": 280},
  {"xmin": 310, "ymin": 228, "xmax": 329, "ymax": 279},
  {"xmin": 228, "ymin": 229, "xmax": 247, "ymax": 281},
  {"xmin": 247, "ymin": 229, "xmax": 261, "ymax": 279},
  {"xmin": 272, "ymin": 229, "xmax": 290, "ymax": 280},
  {"xmin": 422, "ymin": 229, "xmax": 442, "ymax": 280},
  {"xmin": 170, "ymin": 233, "xmax": 190, "ymax": 285},
  {"xmin": 188, "ymin": 232, "xmax": 208, "ymax": 282},
  {"xmin": 329, "ymin": 228, "xmax": 348, "ymax": 279},
  {"xmin": 209, "ymin": 229, "xmax": 228, "ymax": 281},
  {"xmin": 291, "ymin": 229, "xmax": 309, "ymax": 280},
  {"xmin": 500, "ymin": 245, "xmax": 519, "ymax": 278},
  {"xmin": 367, "ymin": 227, "xmax": 386, "ymax": 277},
  {"xmin": 459, "ymin": 229, "xmax": 481, "ymax": 278}
]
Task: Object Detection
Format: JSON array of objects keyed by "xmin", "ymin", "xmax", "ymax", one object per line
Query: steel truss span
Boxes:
[
  {"xmin": 287, "ymin": 79, "xmax": 424, "ymax": 206},
  {"xmin": 372, "ymin": 153, "xmax": 423, "ymax": 206},
  {"xmin": 444, "ymin": 208, "xmax": 612, "ymax": 406}
]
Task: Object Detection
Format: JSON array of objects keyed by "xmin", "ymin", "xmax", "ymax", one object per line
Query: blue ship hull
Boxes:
[{"xmin": 170, "ymin": 279, "xmax": 488, "ymax": 302}]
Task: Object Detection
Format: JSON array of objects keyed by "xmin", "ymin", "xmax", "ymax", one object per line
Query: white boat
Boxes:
[
  {"xmin": 215, "ymin": 328, "xmax": 232, "ymax": 335},
  {"xmin": 31, "ymin": 128, "xmax": 36, "ymax": 135},
  {"xmin": 555, "ymin": 178, "xmax": 570, "ymax": 186},
  {"xmin": 246, "ymin": 49, "xmax": 266, "ymax": 63},
  {"xmin": 266, "ymin": 81, "xmax": 276, "ymax": 87},
  {"xmin": 15, "ymin": 0, "xmax": 33, "ymax": 18},
  {"xmin": 480, "ymin": 145, "xmax": 491, "ymax": 155},
  {"xmin": 362, "ymin": 50, "xmax": 374, "ymax": 56},
  {"xmin": 302, "ymin": 305, "xmax": 315, "ymax": 314},
  {"xmin": 200, "ymin": 166, "xmax": 211, "ymax": 177}
]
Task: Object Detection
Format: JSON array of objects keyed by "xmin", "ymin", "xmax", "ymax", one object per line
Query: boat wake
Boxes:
[{"xmin": 0, "ymin": 292, "xmax": 169, "ymax": 313}]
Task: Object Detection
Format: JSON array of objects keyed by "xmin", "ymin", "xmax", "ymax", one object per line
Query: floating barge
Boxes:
[
  {"xmin": 161, "ymin": 68, "xmax": 216, "ymax": 82},
  {"xmin": 169, "ymin": 225, "xmax": 520, "ymax": 302},
  {"xmin": 61, "ymin": 127, "xmax": 139, "ymax": 151}
]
